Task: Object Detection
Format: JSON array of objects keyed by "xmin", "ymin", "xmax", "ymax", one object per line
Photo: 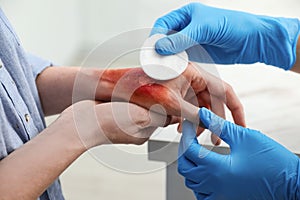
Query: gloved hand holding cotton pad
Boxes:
[{"xmin": 140, "ymin": 34, "xmax": 189, "ymax": 81}]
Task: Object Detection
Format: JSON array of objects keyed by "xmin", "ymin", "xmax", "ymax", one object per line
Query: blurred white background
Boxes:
[
  {"xmin": 0, "ymin": 0, "xmax": 299, "ymax": 199},
  {"xmin": 1, "ymin": 0, "xmax": 299, "ymax": 66}
]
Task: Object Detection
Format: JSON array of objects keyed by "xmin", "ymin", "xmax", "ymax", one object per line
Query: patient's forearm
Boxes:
[
  {"xmin": 37, "ymin": 67, "xmax": 108, "ymax": 116},
  {"xmin": 37, "ymin": 67, "xmax": 80, "ymax": 116},
  {"xmin": 37, "ymin": 66, "xmax": 180, "ymax": 117},
  {"xmin": 97, "ymin": 68, "xmax": 186, "ymax": 117},
  {"xmin": 0, "ymin": 121, "xmax": 85, "ymax": 199}
]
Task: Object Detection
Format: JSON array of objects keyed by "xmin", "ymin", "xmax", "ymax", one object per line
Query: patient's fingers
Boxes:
[
  {"xmin": 222, "ymin": 83, "xmax": 245, "ymax": 127},
  {"xmin": 177, "ymin": 119, "xmax": 205, "ymax": 136},
  {"xmin": 177, "ymin": 118, "xmax": 183, "ymax": 133},
  {"xmin": 148, "ymin": 110, "xmax": 171, "ymax": 127},
  {"xmin": 200, "ymin": 68, "xmax": 246, "ymax": 127}
]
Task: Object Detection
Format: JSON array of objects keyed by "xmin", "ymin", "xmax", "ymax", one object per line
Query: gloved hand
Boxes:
[
  {"xmin": 152, "ymin": 3, "xmax": 300, "ymax": 70},
  {"xmin": 178, "ymin": 108, "xmax": 300, "ymax": 199}
]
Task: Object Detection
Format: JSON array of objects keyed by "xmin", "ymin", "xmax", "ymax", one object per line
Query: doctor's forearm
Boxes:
[{"xmin": 291, "ymin": 35, "xmax": 300, "ymax": 73}]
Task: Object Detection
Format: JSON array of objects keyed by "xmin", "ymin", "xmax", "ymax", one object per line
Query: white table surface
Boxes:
[{"xmin": 150, "ymin": 64, "xmax": 300, "ymax": 154}]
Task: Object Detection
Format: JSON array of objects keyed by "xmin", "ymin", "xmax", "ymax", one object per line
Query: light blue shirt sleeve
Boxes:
[
  {"xmin": 0, "ymin": 7, "xmax": 64, "ymax": 200},
  {"xmin": 26, "ymin": 53, "xmax": 53, "ymax": 78}
]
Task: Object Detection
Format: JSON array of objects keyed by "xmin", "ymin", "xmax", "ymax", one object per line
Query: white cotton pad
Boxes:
[{"xmin": 140, "ymin": 34, "xmax": 188, "ymax": 80}]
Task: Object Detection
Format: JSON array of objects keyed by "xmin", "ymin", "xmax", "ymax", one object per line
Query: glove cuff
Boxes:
[
  {"xmin": 280, "ymin": 18, "xmax": 300, "ymax": 70},
  {"xmin": 274, "ymin": 17, "xmax": 300, "ymax": 70},
  {"xmin": 258, "ymin": 16, "xmax": 300, "ymax": 70},
  {"xmin": 296, "ymin": 158, "xmax": 300, "ymax": 199}
]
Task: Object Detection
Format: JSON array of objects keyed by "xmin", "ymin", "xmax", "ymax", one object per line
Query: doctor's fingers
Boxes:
[
  {"xmin": 185, "ymin": 90, "xmax": 224, "ymax": 145},
  {"xmin": 179, "ymin": 120, "xmax": 224, "ymax": 165},
  {"xmin": 151, "ymin": 4, "xmax": 191, "ymax": 36},
  {"xmin": 185, "ymin": 178, "xmax": 213, "ymax": 198},
  {"xmin": 198, "ymin": 92, "xmax": 225, "ymax": 145},
  {"xmin": 194, "ymin": 192, "xmax": 210, "ymax": 200}
]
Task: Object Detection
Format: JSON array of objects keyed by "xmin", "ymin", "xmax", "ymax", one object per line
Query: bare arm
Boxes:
[
  {"xmin": 37, "ymin": 67, "xmax": 89, "ymax": 116},
  {"xmin": 36, "ymin": 65, "xmax": 245, "ymax": 127},
  {"xmin": 36, "ymin": 67, "xmax": 113, "ymax": 116},
  {"xmin": 36, "ymin": 67, "xmax": 78, "ymax": 116},
  {"xmin": 291, "ymin": 36, "xmax": 300, "ymax": 73},
  {"xmin": 0, "ymin": 116, "xmax": 85, "ymax": 199},
  {"xmin": 0, "ymin": 101, "xmax": 165, "ymax": 199}
]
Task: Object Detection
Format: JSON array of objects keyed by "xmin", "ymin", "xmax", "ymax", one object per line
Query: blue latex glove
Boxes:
[
  {"xmin": 152, "ymin": 3, "xmax": 300, "ymax": 70},
  {"xmin": 178, "ymin": 108, "xmax": 300, "ymax": 199}
]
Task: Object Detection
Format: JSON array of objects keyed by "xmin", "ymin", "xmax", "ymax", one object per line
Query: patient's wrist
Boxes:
[{"xmin": 96, "ymin": 68, "xmax": 133, "ymax": 101}]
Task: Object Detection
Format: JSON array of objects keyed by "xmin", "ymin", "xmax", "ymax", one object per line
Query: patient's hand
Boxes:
[{"xmin": 97, "ymin": 63, "xmax": 245, "ymax": 133}]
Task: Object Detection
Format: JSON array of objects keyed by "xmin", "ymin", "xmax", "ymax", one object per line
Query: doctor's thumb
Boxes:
[{"xmin": 155, "ymin": 30, "xmax": 196, "ymax": 55}]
